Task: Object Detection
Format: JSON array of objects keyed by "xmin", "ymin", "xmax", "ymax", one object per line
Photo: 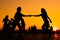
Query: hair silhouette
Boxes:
[{"xmin": 41, "ymin": 8, "xmax": 52, "ymax": 30}]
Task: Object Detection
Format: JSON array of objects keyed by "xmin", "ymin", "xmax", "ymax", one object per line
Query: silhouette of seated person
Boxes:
[
  {"xmin": 30, "ymin": 8, "xmax": 52, "ymax": 31},
  {"xmin": 13, "ymin": 7, "xmax": 31, "ymax": 33}
]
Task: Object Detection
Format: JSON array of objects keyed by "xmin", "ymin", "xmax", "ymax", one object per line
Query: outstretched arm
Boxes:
[
  {"xmin": 22, "ymin": 13, "xmax": 42, "ymax": 17},
  {"xmin": 31, "ymin": 14, "xmax": 42, "ymax": 17},
  {"xmin": 19, "ymin": 13, "xmax": 31, "ymax": 17},
  {"xmin": 22, "ymin": 14, "xmax": 31, "ymax": 17}
]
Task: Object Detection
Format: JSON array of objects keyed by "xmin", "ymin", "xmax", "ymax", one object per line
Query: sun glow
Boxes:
[{"xmin": 53, "ymin": 26, "xmax": 58, "ymax": 31}]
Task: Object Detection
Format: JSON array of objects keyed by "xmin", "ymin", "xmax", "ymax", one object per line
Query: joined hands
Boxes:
[{"xmin": 29, "ymin": 15, "xmax": 37, "ymax": 17}]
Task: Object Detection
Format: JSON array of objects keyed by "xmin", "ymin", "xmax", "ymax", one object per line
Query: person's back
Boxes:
[
  {"xmin": 14, "ymin": 7, "xmax": 23, "ymax": 21},
  {"xmin": 3, "ymin": 15, "xmax": 9, "ymax": 24},
  {"xmin": 41, "ymin": 8, "xmax": 51, "ymax": 30},
  {"xmin": 41, "ymin": 8, "xmax": 48, "ymax": 22},
  {"xmin": 14, "ymin": 12, "xmax": 23, "ymax": 21}
]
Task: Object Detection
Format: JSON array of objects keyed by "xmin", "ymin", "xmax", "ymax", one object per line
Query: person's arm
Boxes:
[
  {"xmin": 22, "ymin": 15, "xmax": 31, "ymax": 17},
  {"xmin": 21, "ymin": 13, "xmax": 31, "ymax": 17},
  {"xmin": 31, "ymin": 14, "xmax": 42, "ymax": 17},
  {"xmin": 22, "ymin": 13, "xmax": 42, "ymax": 17},
  {"xmin": 47, "ymin": 16, "xmax": 52, "ymax": 23}
]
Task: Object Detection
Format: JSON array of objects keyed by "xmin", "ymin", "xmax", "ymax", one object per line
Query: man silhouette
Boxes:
[{"xmin": 13, "ymin": 7, "xmax": 31, "ymax": 33}]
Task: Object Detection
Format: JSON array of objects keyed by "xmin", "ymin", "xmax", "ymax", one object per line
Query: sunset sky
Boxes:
[{"xmin": 0, "ymin": 0, "xmax": 60, "ymax": 30}]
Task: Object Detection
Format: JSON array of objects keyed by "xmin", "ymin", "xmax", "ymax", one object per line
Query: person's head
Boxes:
[
  {"xmin": 11, "ymin": 18, "xmax": 13, "ymax": 20},
  {"xmin": 41, "ymin": 8, "xmax": 47, "ymax": 14},
  {"xmin": 6, "ymin": 15, "xmax": 8, "ymax": 19},
  {"xmin": 17, "ymin": 7, "xmax": 21, "ymax": 12}
]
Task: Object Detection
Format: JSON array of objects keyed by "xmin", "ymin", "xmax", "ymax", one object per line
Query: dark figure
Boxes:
[
  {"xmin": 2, "ymin": 15, "xmax": 10, "ymax": 40},
  {"xmin": 28, "ymin": 27, "xmax": 31, "ymax": 33},
  {"xmin": 41, "ymin": 8, "xmax": 52, "ymax": 30},
  {"xmin": 31, "ymin": 8, "xmax": 52, "ymax": 31},
  {"xmin": 11, "ymin": 7, "xmax": 31, "ymax": 39},
  {"xmin": 48, "ymin": 26, "xmax": 53, "ymax": 38},
  {"xmin": 2, "ymin": 15, "xmax": 9, "ymax": 31},
  {"xmin": 14, "ymin": 7, "xmax": 31, "ymax": 32},
  {"xmin": 30, "ymin": 25, "xmax": 37, "ymax": 34},
  {"xmin": 7, "ymin": 18, "xmax": 14, "ymax": 38},
  {"xmin": 33, "ymin": 25, "xmax": 37, "ymax": 33}
]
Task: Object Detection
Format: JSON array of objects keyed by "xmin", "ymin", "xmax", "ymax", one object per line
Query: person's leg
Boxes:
[
  {"xmin": 42, "ymin": 23, "xmax": 45, "ymax": 30},
  {"xmin": 21, "ymin": 18, "xmax": 25, "ymax": 32},
  {"xmin": 46, "ymin": 22, "xmax": 50, "ymax": 30},
  {"xmin": 42, "ymin": 23, "xmax": 46, "ymax": 34},
  {"xmin": 16, "ymin": 21, "xmax": 22, "ymax": 34}
]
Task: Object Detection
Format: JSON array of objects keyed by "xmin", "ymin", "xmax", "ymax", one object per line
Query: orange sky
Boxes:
[{"xmin": 0, "ymin": 0, "xmax": 60, "ymax": 30}]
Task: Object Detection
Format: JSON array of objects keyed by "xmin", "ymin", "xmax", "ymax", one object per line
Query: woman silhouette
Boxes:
[{"xmin": 31, "ymin": 8, "xmax": 52, "ymax": 30}]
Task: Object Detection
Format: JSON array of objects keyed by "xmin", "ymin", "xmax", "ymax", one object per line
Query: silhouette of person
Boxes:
[
  {"xmin": 7, "ymin": 18, "xmax": 15, "ymax": 37},
  {"xmin": 13, "ymin": 7, "xmax": 31, "ymax": 34},
  {"xmin": 41, "ymin": 8, "xmax": 52, "ymax": 30},
  {"xmin": 31, "ymin": 8, "xmax": 52, "ymax": 30},
  {"xmin": 2, "ymin": 15, "xmax": 10, "ymax": 40},
  {"xmin": 13, "ymin": 7, "xmax": 31, "ymax": 39},
  {"xmin": 2, "ymin": 15, "xmax": 9, "ymax": 32}
]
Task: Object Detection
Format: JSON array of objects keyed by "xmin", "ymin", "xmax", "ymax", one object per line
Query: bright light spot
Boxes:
[{"xmin": 53, "ymin": 26, "xmax": 57, "ymax": 31}]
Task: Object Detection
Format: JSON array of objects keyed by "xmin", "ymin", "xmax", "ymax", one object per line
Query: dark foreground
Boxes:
[{"xmin": 0, "ymin": 32, "xmax": 60, "ymax": 40}]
